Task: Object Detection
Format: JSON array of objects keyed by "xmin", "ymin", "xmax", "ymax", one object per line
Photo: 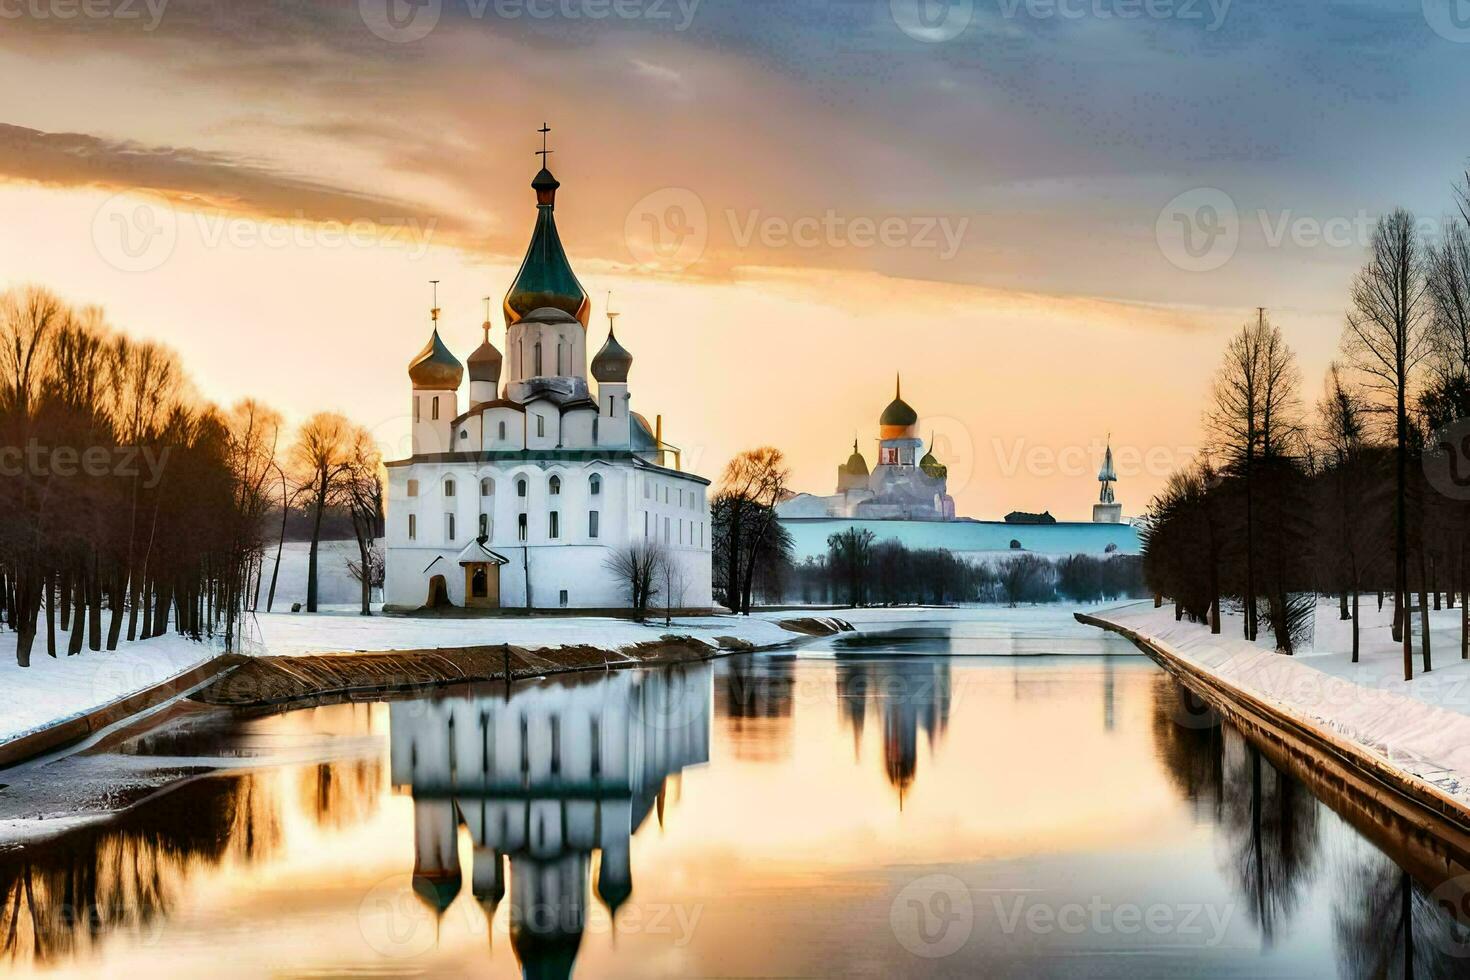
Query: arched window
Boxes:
[
  {"xmin": 432, "ymin": 396, "xmax": 440, "ymax": 421},
  {"xmin": 498, "ymin": 420, "xmax": 507, "ymax": 440},
  {"xmin": 548, "ymin": 475, "xmax": 562, "ymax": 495},
  {"xmin": 444, "ymin": 479, "xmax": 455, "ymax": 497},
  {"xmin": 533, "ymin": 340, "xmax": 543, "ymax": 377},
  {"xmin": 480, "ymin": 477, "xmax": 494, "ymax": 497},
  {"xmin": 517, "ymin": 477, "xmax": 527, "ymax": 498},
  {"xmin": 589, "ymin": 474, "xmax": 602, "ymax": 496}
]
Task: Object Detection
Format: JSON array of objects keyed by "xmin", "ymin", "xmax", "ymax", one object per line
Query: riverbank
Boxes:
[{"xmin": 1079, "ymin": 600, "xmax": 1470, "ymax": 825}]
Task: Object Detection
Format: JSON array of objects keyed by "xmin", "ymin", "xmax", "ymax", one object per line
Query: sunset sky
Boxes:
[{"xmin": 4, "ymin": 0, "xmax": 1470, "ymax": 518}]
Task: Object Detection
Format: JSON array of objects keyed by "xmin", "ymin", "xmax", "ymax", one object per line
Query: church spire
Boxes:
[{"xmin": 505, "ymin": 123, "xmax": 590, "ymax": 328}]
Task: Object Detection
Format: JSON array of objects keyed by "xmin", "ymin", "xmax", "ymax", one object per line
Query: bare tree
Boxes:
[
  {"xmin": 715, "ymin": 447, "xmax": 792, "ymax": 613},
  {"xmin": 287, "ymin": 412, "xmax": 355, "ymax": 613},
  {"xmin": 334, "ymin": 426, "xmax": 384, "ymax": 616},
  {"xmin": 659, "ymin": 551, "xmax": 692, "ymax": 627},
  {"xmin": 1342, "ymin": 209, "xmax": 1431, "ymax": 680},
  {"xmin": 603, "ymin": 541, "xmax": 666, "ymax": 621}
]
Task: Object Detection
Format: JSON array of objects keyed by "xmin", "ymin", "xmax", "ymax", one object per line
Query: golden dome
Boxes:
[{"xmin": 408, "ymin": 328, "xmax": 463, "ymax": 390}]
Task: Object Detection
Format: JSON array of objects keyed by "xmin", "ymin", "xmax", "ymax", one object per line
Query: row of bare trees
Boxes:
[
  {"xmin": 0, "ymin": 286, "xmax": 385, "ymax": 667},
  {"xmin": 1143, "ymin": 170, "xmax": 1470, "ymax": 677}
]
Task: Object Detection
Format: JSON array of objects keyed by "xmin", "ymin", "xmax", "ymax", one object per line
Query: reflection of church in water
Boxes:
[
  {"xmin": 835, "ymin": 659, "xmax": 951, "ymax": 805},
  {"xmin": 389, "ymin": 665, "xmax": 710, "ymax": 978}
]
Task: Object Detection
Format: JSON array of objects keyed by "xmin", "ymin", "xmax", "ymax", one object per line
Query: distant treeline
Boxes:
[{"xmin": 775, "ymin": 528, "xmax": 1143, "ymax": 607}]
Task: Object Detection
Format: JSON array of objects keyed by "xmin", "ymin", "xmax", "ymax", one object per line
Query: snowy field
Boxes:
[
  {"xmin": 1091, "ymin": 598, "xmax": 1470, "ymax": 809},
  {"xmin": 255, "ymin": 538, "xmax": 376, "ymax": 610}
]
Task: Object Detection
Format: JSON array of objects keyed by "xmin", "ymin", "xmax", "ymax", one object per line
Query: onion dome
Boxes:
[
  {"xmin": 591, "ymin": 325, "xmax": 633, "ymax": 383},
  {"xmin": 467, "ymin": 323, "xmax": 502, "ymax": 383},
  {"xmin": 879, "ymin": 374, "xmax": 918, "ymax": 427},
  {"xmin": 844, "ymin": 439, "xmax": 869, "ymax": 477},
  {"xmin": 504, "ymin": 165, "xmax": 591, "ymax": 329},
  {"xmin": 408, "ymin": 328, "xmax": 463, "ymax": 390},
  {"xmin": 411, "ymin": 869, "xmax": 462, "ymax": 916},
  {"xmin": 920, "ymin": 436, "xmax": 947, "ymax": 479}
]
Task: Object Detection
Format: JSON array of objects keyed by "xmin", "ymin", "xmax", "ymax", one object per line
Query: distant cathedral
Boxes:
[
  {"xmin": 777, "ymin": 377, "xmax": 956, "ymax": 522},
  {"xmin": 1093, "ymin": 439, "xmax": 1122, "ymax": 524}
]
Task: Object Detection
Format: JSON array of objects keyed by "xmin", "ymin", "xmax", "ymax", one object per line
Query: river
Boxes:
[{"xmin": 0, "ymin": 612, "xmax": 1465, "ymax": 977}]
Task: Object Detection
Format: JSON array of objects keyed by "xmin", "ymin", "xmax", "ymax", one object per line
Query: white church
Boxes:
[{"xmin": 384, "ymin": 150, "xmax": 713, "ymax": 613}]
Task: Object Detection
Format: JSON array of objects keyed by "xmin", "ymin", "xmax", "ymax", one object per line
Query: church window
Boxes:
[
  {"xmin": 446, "ymin": 513, "xmax": 456, "ymax": 541},
  {"xmin": 550, "ymin": 715, "xmax": 561, "ymax": 773},
  {"xmin": 589, "ymin": 474, "xmax": 601, "ymax": 495},
  {"xmin": 413, "ymin": 397, "xmax": 421, "ymax": 423},
  {"xmin": 559, "ymin": 589, "xmax": 569, "ymax": 608},
  {"xmin": 549, "ymin": 511, "xmax": 560, "ymax": 539},
  {"xmin": 460, "ymin": 429, "xmax": 467, "ymax": 441},
  {"xmin": 592, "ymin": 418, "xmax": 599, "ymax": 443},
  {"xmin": 498, "ymin": 420, "xmax": 507, "ymax": 440},
  {"xmin": 517, "ymin": 478, "xmax": 527, "ymax": 497},
  {"xmin": 444, "ymin": 479, "xmax": 455, "ymax": 497},
  {"xmin": 481, "ymin": 477, "xmax": 494, "ymax": 496},
  {"xmin": 589, "ymin": 510, "xmax": 599, "ymax": 538},
  {"xmin": 537, "ymin": 416, "xmax": 545, "ymax": 438},
  {"xmin": 407, "ymin": 480, "xmax": 419, "ymax": 497},
  {"xmin": 518, "ymin": 513, "xmax": 528, "ymax": 541},
  {"xmin": 408, "ymin": 514, "xmax": 416, "ymax": 540},
  {"xmin": 534, "ymin": 341, "xmax": 543, "ymax": 376},
  {"xmin": 879, "ymin": 447, "xmax": 897, "ymax": 465},
  {"xmin": 556, "ymin": 343, "xmax": 563, "ymax": 376},
  {"xmin": 479, "ymin": 513, "xmax": 489, "ymax": 539},
  {"xmin": 643, "ymin": 480, "xmax": 650, "ymax": 500},
  {"xmin": 548, "ymin": 475, "xmax": 561, "ymax": 495},
  {"xmin": 432, "ymin": 397, "xmax": 440, "ymax": 421},
  {"xmin": 644, "ymin": 512, "xmax": 649, "ymax": 538},
  {"xmin": 664, "ymin": 516, "xmax": 670, "ymax": 541}
]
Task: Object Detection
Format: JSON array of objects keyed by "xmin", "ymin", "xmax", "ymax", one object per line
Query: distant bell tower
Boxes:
[
  {"xmin": 407, "ymin": 281, "xmax": 463, "ymax": 456},
  {"xmin": 1093, "ymin": 437, "xmax": 1122, "ymax": 524}
]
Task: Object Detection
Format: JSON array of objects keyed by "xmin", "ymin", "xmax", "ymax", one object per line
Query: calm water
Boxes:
[{"xmin": 2, "ymin": 616, "xmax": 1468, "ymax": 978}]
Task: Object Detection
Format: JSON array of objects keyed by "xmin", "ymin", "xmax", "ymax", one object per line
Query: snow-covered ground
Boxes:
[
  {"xmin": 1090, "ymin": 598, "xmax": 1470, "ymax": 809},
  {"xmin": 0, "ymin": 630, "xmax": 225, "ymax": 746},
  {"xmin": 256, "ymin": 538, "xmax": 377, "ymax": 610}
]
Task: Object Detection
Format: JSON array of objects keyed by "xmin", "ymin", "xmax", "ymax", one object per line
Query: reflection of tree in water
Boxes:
[
  {"xmin": 0, "ymin": 751, "xmax": 382, "ymax": 969},
  {"xmin": 1147, "ymin": 675, "xmax": 1321, "ymax": 947},
  {"xmin": 1333, "ymin": 850, "xmax": 1468, "ymax": 979},
  {"xmin": 1148, "ymin": 675, "xmax": 1224, "ymax": 820},
  {"xmin": 0, "ymin": 773, "xmax": 281, "ymax": 966},
  {"xmin": 716, "ymin": 656, "xmax": 795, "ymax": 761},
  {"xmin": 835, "ymin": 659, "xmax": 951, "ymax": 805},
  {"xmin": 298, "ymin": 759, "xmax": 383, "ymax": 829},
  {"xmin": 1217, "ymin": 730, "xmax": 1321, "ymax": 945}
]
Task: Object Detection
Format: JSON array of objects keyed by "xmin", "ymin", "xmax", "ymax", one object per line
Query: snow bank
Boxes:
[
  {"xmin": 1092, "ymin": 599, "xmax": 1470, "ymax": 808},
  {"xmin": 0, "ymin": 631, "xmax": 222, "ymax": 746}
]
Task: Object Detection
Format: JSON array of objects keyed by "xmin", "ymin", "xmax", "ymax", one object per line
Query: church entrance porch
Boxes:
[{"xmin": 461, "ymin": 561, "xmax": 501, "ymax": 610}]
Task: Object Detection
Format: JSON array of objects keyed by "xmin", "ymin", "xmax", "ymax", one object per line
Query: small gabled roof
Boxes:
[{"xmin": 457, "ymin": 540, "xmax": 509, "ymax": 565}]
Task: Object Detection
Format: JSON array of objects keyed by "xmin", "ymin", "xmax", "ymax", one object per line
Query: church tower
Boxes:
[
  {"xmin": 407, "ymin": 287, "xmax": 463, "ymax": 456},
  {"xmin": 467, "ymin": 301, "xmax": 503, "ymax": 407},
  {"xmin": 591, "ymin": 305, "xmax": 633, "ymax": 447},
  {"xmin": 876, "ymin": 375, "xmax": 921, "ymax": 467},
  {"xmin": 1093, "ymin": 438, "xmax": 1122, "ymax": 523},
  {"xmin": 502, "ymin": 132, "xmax": 591, "ymax": 402}
]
